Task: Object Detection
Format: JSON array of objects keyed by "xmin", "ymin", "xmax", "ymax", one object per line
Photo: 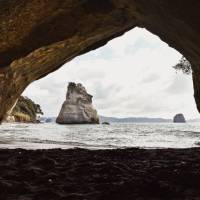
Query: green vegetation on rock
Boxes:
[
  {"xmin": 173, "ymin": 56, "xmax": 192, "ymax": 75},
  {"xmin": 12, "ymin": 96, "xmax": 43, "ymax": 122}
]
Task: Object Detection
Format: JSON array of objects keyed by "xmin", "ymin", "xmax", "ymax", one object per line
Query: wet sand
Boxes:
[{"xmin": 0, "ymin": 148, "xmax": 200, "ymax": 200}]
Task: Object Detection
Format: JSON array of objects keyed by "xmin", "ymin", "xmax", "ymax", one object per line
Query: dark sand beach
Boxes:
[{"xmin": 0, "ymin": 148, "xmax": 200, "ymax": 200}]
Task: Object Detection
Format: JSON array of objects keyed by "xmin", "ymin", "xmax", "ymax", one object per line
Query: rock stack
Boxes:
[
  {"xmin": 173, "ymin": 113, "xmax": 186, "ymax": 123},
  {"xmin": 56, "ymin": 83, "xmax": 99, "ymax": 124}
]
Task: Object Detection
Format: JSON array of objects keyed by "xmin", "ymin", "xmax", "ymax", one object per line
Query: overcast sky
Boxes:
[{"xmin": 23, "ymin": 28, "xmax": 200, "ymax": 119}]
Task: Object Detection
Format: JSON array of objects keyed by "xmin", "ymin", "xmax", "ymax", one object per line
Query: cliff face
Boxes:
[
  {"xmin": 56, "ymin": 83, "xmax": 99, "ymax": 124},
  {"xmin": 5, "ymin": 96, "xmax": 43, "ymax": 123},
  {"xmin": 0, "ymin": 1, "xmax": 200, "ymax": 121}
]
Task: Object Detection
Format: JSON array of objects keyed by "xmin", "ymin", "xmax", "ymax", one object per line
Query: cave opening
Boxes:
[
  {"xmin": 1, "ymin": 2, "xmax": 200, "ymax": 199},
  {"xmin": 1, "ymin": 27, "xmax": 199, "ymax": 150},
  {"xmin": 22, "ymin": 27, "xmax": 199, "ymax": 121}
]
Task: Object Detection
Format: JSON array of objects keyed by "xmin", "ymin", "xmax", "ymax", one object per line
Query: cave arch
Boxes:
[
  {"xmin": 0, "ymin": 0, "xmax": 200, "ymax": 121},
  {"xmin": 24, "ymin": 28, "xmax": 197, "ymax": 119}
]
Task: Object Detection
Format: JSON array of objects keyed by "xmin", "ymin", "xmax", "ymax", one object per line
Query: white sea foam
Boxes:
[{"xmin": 0, "ymin": 123, "xmax": 200, "ymax": 149}]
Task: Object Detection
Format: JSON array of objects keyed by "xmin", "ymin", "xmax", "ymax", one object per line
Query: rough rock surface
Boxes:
[
  {"xmin": 1, "ymin": 148, "xmax": 200, "ymax": 199},
  {"xmin": 173, "ymin": 113, "xmax": 186, "ymax": 123},
  {"xmin": 56, "ymin": 82, "xmax": 99, "ymax": 124},
  {"xmin": 0, "ymin": 1, "xmax": 200, "ymax": 121}
]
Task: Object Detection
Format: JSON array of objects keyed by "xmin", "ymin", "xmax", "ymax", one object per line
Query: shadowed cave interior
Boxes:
[{"xmin": 1, "ymin": 1, "xmax": 200, "ymax": 200}]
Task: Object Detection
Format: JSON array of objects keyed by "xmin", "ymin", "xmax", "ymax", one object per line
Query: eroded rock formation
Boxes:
[
  {"xmin": 0, "ymin": 1, "xmax": 200, "ymax": 121},
  {"xmin": 56, "ymin": 82, "xmax": 99, "ymax": 124},
  {"xmin": 5, "ymin": 96, "xmax": 43, "ymax": 123},
  {"xmin": 173, "ymin": 113, "xmax": 186, "ymax": 123}
]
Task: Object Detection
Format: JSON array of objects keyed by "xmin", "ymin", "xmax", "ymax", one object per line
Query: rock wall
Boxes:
[
  {"xmin": 0, "ymin": 1, "xmax": 200, "ymax": 121},
  {"xmin": 56, "ymin": 83, "xmax": 99, "ymax": 124}
]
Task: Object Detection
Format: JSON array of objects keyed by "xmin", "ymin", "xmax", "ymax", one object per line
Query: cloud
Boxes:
[
  {"xmin": 142, "ymin": 73, "xmax": 160, "ymax": 83},
  {"xmin": 23, "ymin": 28, "xmax": 199, "ymax": 119},
  {"xmin": 165, "ymin": 74, "xmax": 192, "ymax": 95}
]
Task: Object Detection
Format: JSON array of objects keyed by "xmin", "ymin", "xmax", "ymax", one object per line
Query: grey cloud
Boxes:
[
  {"xmin": 78, "ymin": 69, "xmax": 106, "ymax": 81},
  {"xmin": 76, "ymin": 45, "xmax": 114, "ymax": 61},
  {"xmin": 142, "ymin": 73, "xmax": 160, "ymax": 83},
  {"xmin": 93, "ymin": 82, "xmax": 123, "ymax": 100},
  {"xmin": 125, "ymin": 38, "xmax": 159, "ymax": 55},
  {"xmin": 165, "ymin": 75, "xmax": 192, "ymax": 95}
]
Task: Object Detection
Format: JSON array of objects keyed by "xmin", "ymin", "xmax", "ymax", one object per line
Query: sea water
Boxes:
[{"xmin": 0, "ymin": 123, "xmax": 200, "ymax": 149}]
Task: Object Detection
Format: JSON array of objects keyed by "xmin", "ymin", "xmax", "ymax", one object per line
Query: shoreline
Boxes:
[{"xmin": 1, "ymin": 147, "xmax": 200, "ymax": 199}]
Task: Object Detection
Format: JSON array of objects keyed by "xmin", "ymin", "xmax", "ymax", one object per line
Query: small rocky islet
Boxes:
[{"xmin": 173, "ymin": 113, "xmax": 186, "ymax": 123}]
